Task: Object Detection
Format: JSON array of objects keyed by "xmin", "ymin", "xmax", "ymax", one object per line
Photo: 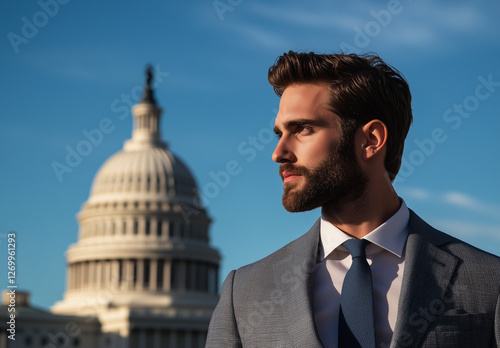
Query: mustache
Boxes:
[{"xmin": 279, "ymin": 163, "xmax": 309, "ymax": 179}]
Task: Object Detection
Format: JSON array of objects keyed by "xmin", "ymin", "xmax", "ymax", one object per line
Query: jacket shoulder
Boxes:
[
  {"xmin": 409, "ymin": 210, "xmax": 500, "ymax": 275},
  {"xmin": 233, "ymin": 219, "xmax": 320, "ymax": 281}
]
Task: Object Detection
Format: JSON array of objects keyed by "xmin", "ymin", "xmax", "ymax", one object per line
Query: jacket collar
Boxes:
[
  {"xmin": 272, "ymin": 219, "xmax": 324, "ymax": 348},
  {"xmin": 390, "ymin": 210, "xmax": 459, "ymax": 348}
]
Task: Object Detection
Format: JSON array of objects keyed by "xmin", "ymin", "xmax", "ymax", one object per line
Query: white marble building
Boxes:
[{"xmin": 1, "ymin": 67, "xmax": 220, "ymax": 348}]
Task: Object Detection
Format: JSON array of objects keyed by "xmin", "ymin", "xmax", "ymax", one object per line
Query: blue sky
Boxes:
[{"xmin": 1, "ymin": 0, "xmax": 499, "ymax": 310}]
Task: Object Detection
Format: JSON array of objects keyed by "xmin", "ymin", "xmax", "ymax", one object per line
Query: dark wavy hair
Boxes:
[{"xmin": 268, "ymin": 51, "xmax": 412, "ymax": 181}]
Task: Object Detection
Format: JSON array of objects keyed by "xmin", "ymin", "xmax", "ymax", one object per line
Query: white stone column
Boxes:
[
  {"xmin": 150, "ymin": 259, "xmax": 157, "ymax": 291},
  {"xmin": 111, "ymin": 260, "xmax": 119, "ymax": 290},
  {"xmin": 93, "ymin": 261, "xmax": 99, "ymax": 289},
  {"xmin": 79, "ymin": 263, "xmax": 84, "ymax": 290},
  {"xmin": 96, "ymin": 261, "xmax": 102, "ymax": 290},
  {"xmin": 80, "ymin": 262, "xmax": 85, "ymax": 290},
  {"xmin": 73, "ymin": 264, "xmax": 78, "ymax": 290},
  {"xmin": 67, "ymin": 264, "xmax": 73, "ymax": 290},
  {"xmin": 101, "ymin": 261, "xmax": 107, "ymax": 289},
  {"xmin": 163, "ymin": 260, "xmax": 171, "ymax": 291},
  {"xmin": 120, "ymin": 260, "xmax": 126, "ymax": 290},
  {"xmin": 136, "ymin": 259, "xmax": 144, "ymax": 290},
  {"xmin": 82, "ymin": 262, "xmax": 88, "ymax": 290},
  {"xmin": 100, "ymin": 261, "xmax": 106, "ymax": 289},
  {"xmin": 88, "ymin": 261, "xmax": 94, "ymax": 289},
  {"xmin": 68, "ymin": 264, "xmax": 73, "ymax": 290},
  {"xmin": 74, "ymin": 263, "xmax": 79, "ymax": 290},
  {"xmin": 76, "ymin": 264, "xmax": 81, "ymax": 290},
  {"xmin": 126, "ymin": 259, "xmax": 135, "ymax": 290}
]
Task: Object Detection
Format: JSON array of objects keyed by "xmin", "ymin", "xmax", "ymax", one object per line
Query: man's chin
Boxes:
[{"xmin": 282, "ymin": 193, "xmax": 322, "ymax": 213}]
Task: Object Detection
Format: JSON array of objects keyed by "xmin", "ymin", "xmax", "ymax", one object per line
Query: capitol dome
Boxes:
[
  {"xmin": 88, "ymin": 143, "xmax": 200, "ymax": 205},
  {"xmin": 52, "ymin": 66, "xmax": 220, "ymax": 348}
]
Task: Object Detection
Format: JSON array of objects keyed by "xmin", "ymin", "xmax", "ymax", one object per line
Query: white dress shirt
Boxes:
[{"xmin": 313, "ymin": 200, "xmax": 410, "ymax": 348}]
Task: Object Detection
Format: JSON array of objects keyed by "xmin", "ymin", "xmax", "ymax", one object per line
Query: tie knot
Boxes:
[{"xmin": 343, "ymin": 238, "xmax": 369, "ymax": 259}]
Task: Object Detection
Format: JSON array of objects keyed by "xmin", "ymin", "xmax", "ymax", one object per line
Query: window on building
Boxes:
[
  {"xmin": 186, "ymin": 261, "xmax": 195, "ymax": 290},
  {"xmin": 199, "ymin": 262, "xmax": 208, "ymax": 292},
  {"xmin": 118, "ymin": 259, "xmax": 123, "ymax": 285},
  {"xmin": 171, "ymin": 260, "xmax": 184, "ymax": 290},
  {"xmin": 132, "ymin": 259, "xmax": 137, "ymax": 287},
  {"xmin": 156, "ymin": 220, "xmax": 162, "ymax": 237},
  {"xmin": 157, "ymin": 259, "xmax": 164, "ymax": 290},
  {"xmin": 144, "ymin": 259, "xmax": 150, "ymax": 288},
  {"xmin": 179, "ymin": 224, "xmax": 186, "ymax": 239},
  {"xmin": 169, "ymin": 222, "xmax": 175, "ymax": 238},
  {"xmin": 208, "ymin": 265, "xmax": 217, "ymax": 295}
]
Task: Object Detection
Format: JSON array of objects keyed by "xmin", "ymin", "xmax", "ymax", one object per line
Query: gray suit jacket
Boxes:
[{"xmin": 206, "ymin": 211, "xmax": 500, "ymax": 347}]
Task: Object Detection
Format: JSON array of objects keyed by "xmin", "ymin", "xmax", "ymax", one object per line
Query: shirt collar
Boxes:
[{"xmin": 319, "ymin": 199, "xmax": 410, "ymax": 260}]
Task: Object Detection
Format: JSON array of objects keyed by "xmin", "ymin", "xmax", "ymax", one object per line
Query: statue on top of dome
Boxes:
[{"xmin": 141, "ymin": 64, "xmax": 156, "ymax": 104}]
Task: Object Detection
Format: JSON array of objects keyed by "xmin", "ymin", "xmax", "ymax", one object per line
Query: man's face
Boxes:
[{"xmin": 272, "ymin": 83, "xmax": 368, "ymax": 212}]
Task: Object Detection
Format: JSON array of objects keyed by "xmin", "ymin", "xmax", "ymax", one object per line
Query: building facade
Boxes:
[{"xmin": 1, "ymin": 67, "xmax": 220, "ymax": 348}]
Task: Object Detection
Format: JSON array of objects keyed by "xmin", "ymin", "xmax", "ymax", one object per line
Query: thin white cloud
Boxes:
[
  {"xmin": 230, "ymin": 22, "xmax": 293, "ymax": 50},
  {"xmin": 381, "ymin": 23, "xmax": 437, "ymax": 48},
  {"xmin": 431, "ymin": 218, "xmax": 500, "ymax": 241},
  {"xmin": 443, "ymin": 191, "xmax": 478, "ymax": 209},
  {"xmin": 412, "ymin": 2, "xmax": 485, "ymax": 32},
  {"xmin": 234, "ymin": 1, "xmax": 495, "ymax": 52},
  {"xmin": 399, "ymin": 186, "xmax": 500, "ymax": 219},
  {"xmin": 442, "ymin": 191, "xmax": 500, "ymax": 218},
  {"xmin": 399, "ymin": 186, "xmax": 432, "ymax": 200},
  {"xmin": 248, "ymin": 2, "xmax": 365, "ymax": 32}
]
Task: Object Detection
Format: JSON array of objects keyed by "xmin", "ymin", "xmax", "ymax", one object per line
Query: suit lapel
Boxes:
[
  {"xmin": 273, "ymin": 219, "xmax": 324, "ymax": 348},
  {"xmin": 390, "ymin": 211, "xmax": 459, "ymax": 348}
]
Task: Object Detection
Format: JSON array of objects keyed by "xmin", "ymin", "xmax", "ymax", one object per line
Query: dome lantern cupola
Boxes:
[{"xmin": 125, "ymin": 65, "xmax": 166, "ymax": 151}]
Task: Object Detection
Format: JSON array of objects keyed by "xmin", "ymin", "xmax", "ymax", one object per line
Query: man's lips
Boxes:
[{"xmin": 282, "ymin": 171, "xmax": 302, "ymax": 184}]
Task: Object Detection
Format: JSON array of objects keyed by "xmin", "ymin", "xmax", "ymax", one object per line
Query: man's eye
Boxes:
[{"xmin": 297, "ymin": 126, "xmax": 313, "ymax": 134}]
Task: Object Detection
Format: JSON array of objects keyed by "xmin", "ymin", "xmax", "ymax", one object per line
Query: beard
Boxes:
[{"xmin": 279, "ymin": 135, "xmax": 368, "ymax": 213}]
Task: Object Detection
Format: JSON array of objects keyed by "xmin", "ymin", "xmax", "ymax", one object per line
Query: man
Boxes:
[{"xmin": 206, "ymin": 51, "xmax": 500, "ymax": 348}]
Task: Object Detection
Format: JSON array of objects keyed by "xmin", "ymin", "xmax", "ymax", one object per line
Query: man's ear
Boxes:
[{"xmin": 360, "ymin": 119, "xmax": 388, "ymax": 160}]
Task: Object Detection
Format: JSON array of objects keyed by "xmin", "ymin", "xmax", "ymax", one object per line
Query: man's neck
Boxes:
[{"xmin": 321, "ymin": 184, "xmax": 400, "ymax": 239}]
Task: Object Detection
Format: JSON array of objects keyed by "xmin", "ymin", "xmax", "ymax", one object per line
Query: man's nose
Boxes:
[{"xmin": 272, "ymin": 137, "xmax": 296, "ymax": 163}]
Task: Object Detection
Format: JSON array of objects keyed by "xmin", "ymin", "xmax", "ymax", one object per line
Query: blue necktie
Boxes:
[{"xmin": 338, "ymin": 239, "xmax": 376, "ymax": 348}]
